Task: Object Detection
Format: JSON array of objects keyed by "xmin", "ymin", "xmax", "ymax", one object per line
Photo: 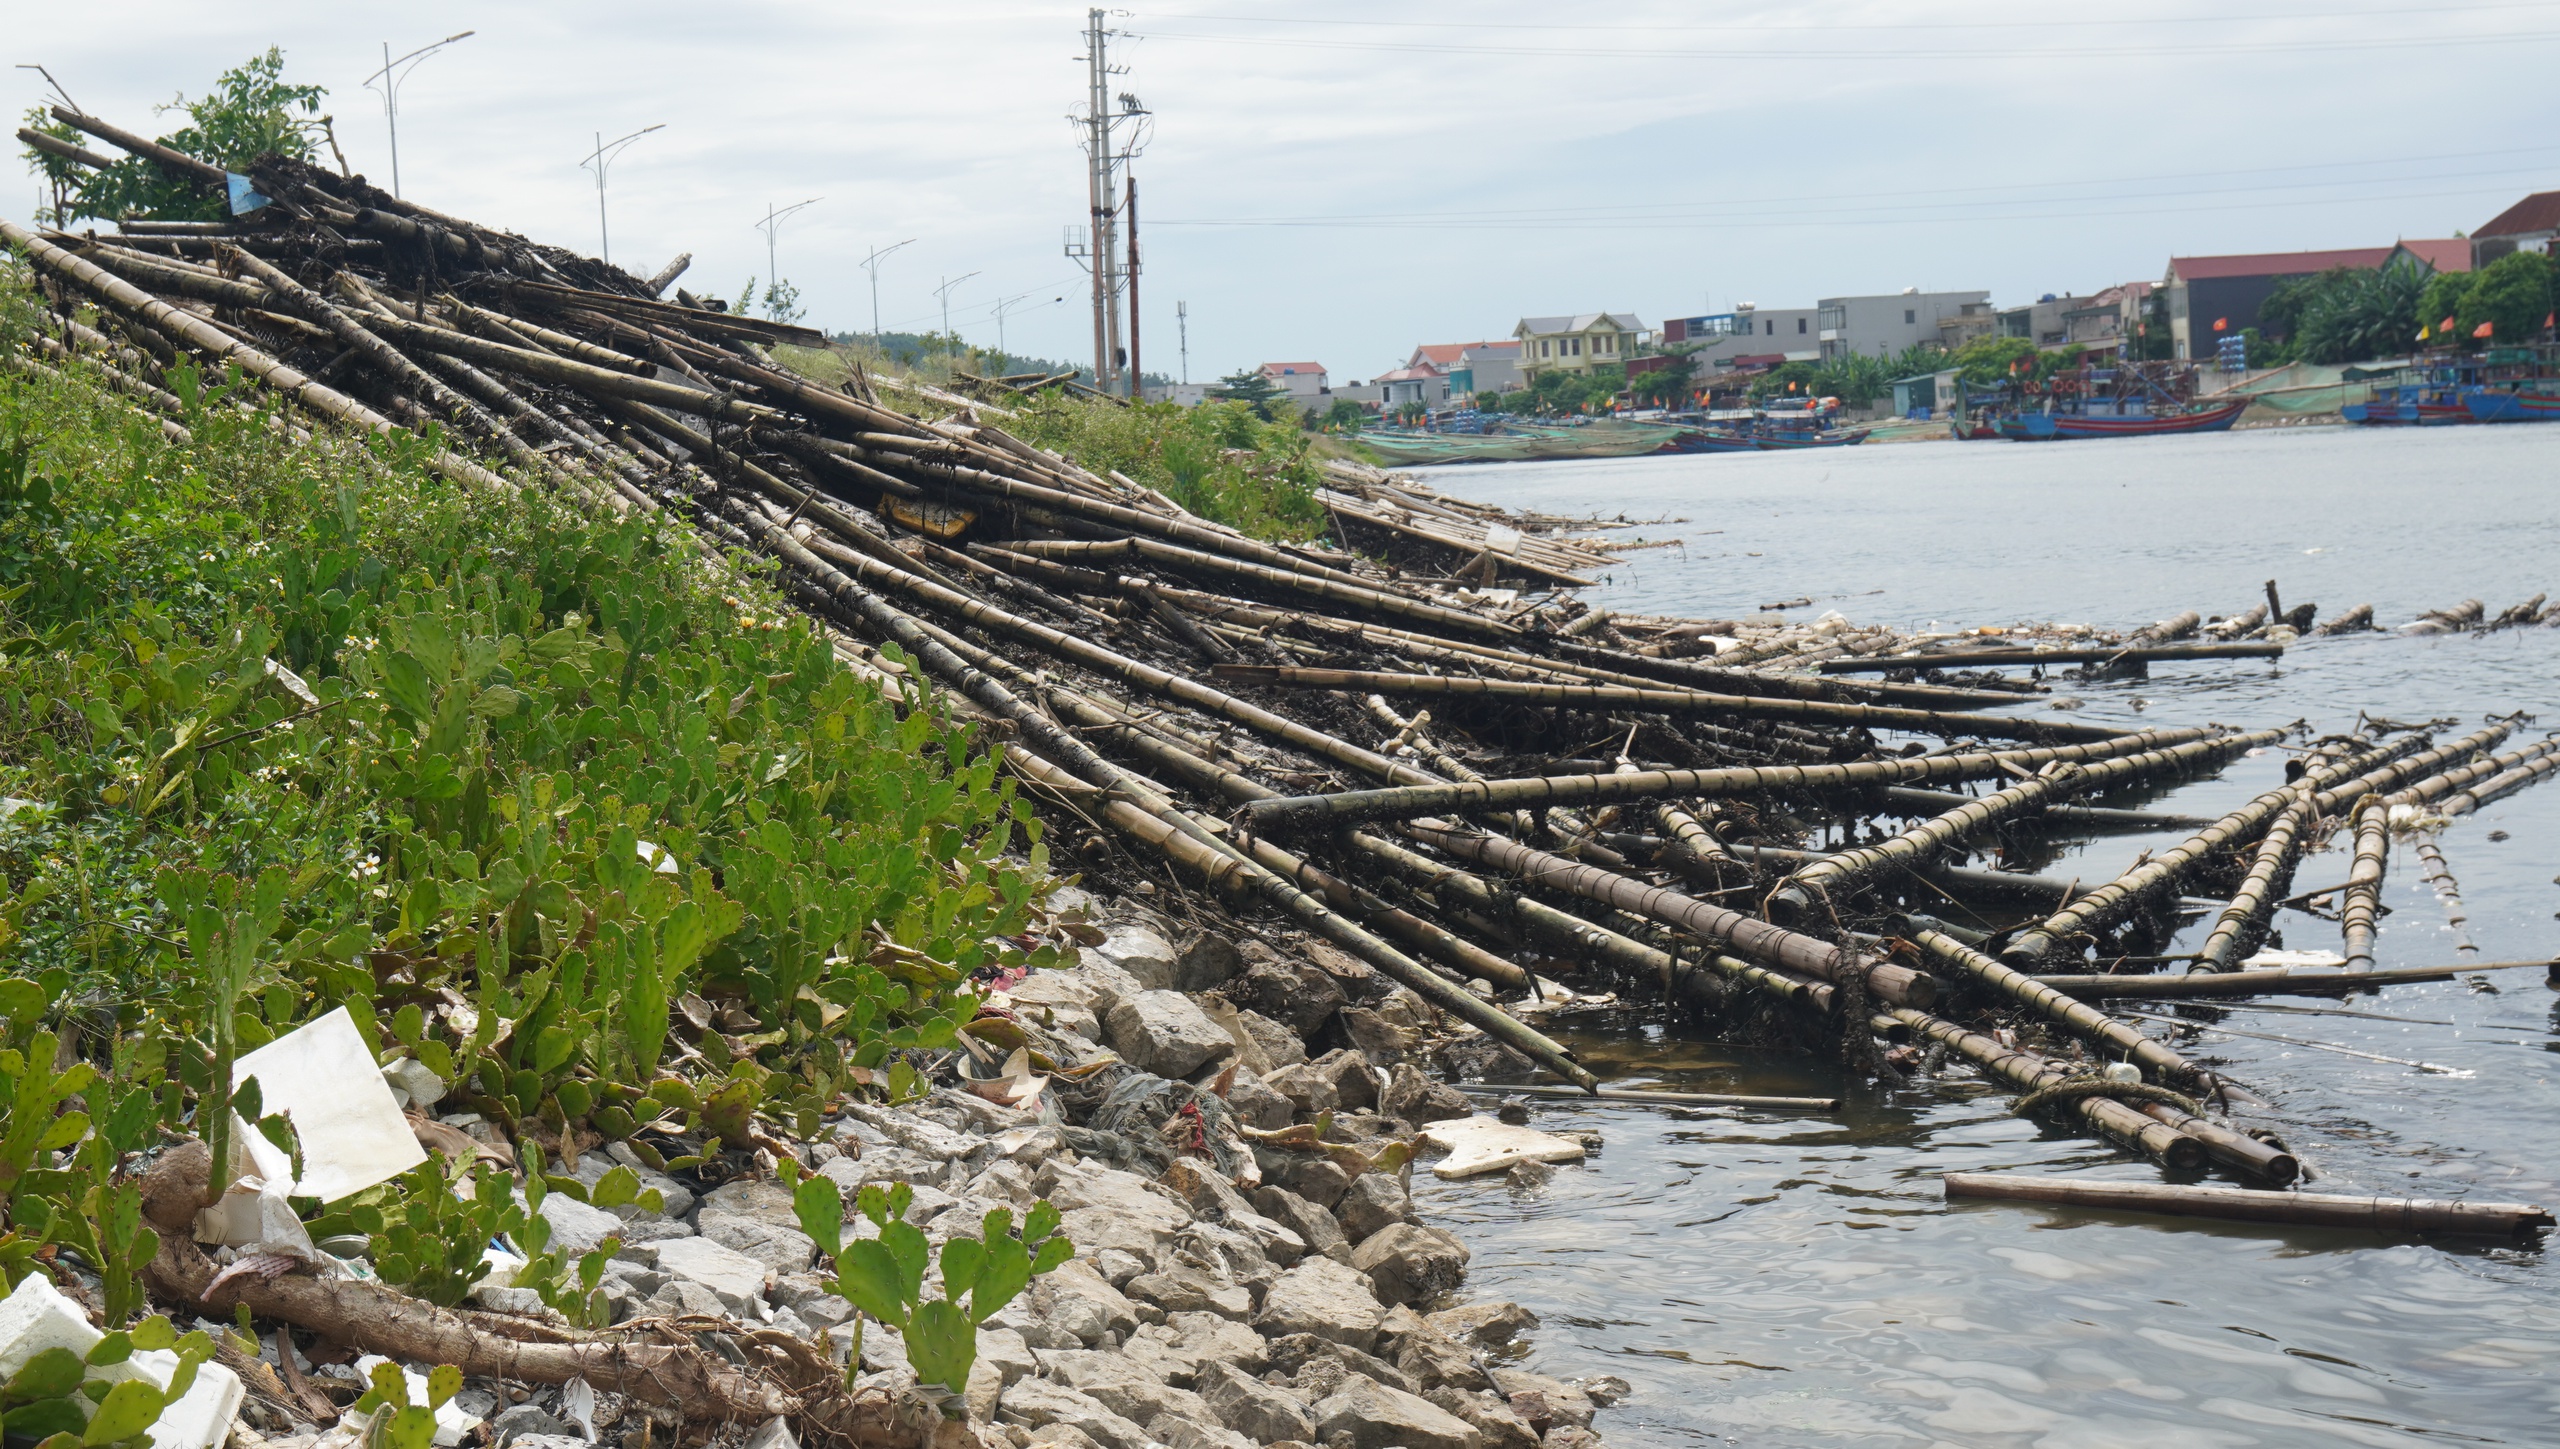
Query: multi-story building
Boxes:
[
  {"xmin": 1816, "ymin": 290, "xmax": 1992, "ymax": 362},
  {"xmin": 1662, "ymin": 306, "xmax": 1819, "ymax": 367},
  {"xmin": 1256, "ymin": 361, "xmax": 1329, "ymax": 406},
  {"xmin": 1512, "ymin": 314, "xmax": 1646, "ymax": 378},
  {"xmin": 2470, "ymin": 191, "xmax": 2560, "ymax": 268}
]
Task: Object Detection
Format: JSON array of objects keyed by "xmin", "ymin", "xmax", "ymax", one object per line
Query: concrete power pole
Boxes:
[
  {"xmin": 1066, "ymin": 10, "xmax": 1149, "ymax": 396},
  {"xmin": 1178, "ymin": 300, "xmax": 1189, "ymax": 385}
]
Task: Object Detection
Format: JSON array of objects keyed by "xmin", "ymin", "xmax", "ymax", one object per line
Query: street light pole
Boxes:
[
  {"xmin": 579, "ymin": 124, "xmax": 664, "ymax": 267},
  {"xmin": 860, "ymin": 239, "xmax": 916, "ymax": 342},
  {"xmin": 754, "ymin": 197, "xmax": 822, "ymax": 300},
  {"xmin": 935, "ymin": 271, "xmax": 982, "ymax": 369},
  {"xmin": 362, "ymin": 30, "xmax": 475, "ymax": 199}
]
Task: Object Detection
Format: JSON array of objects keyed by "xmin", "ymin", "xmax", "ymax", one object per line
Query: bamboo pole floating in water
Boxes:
[
  {"xmin": 1999, "ymin": 735, "xmax": 2428, "ymax": 967},
  {"xmin": 1242, "ymin": 727, "xmax": 2228, "ymax": 833},
  {"xmin": 2313, "ymin": 603, "xmax": 2376, "ymax": 635},
  {"xmin": 1910, "ymin": 930, "xmax": 2202, "ymax": 1084},
  {"xmin": 1942, "ymin": 1173, "xmax": 2555, "ymax": 1241},
  {"xmin": 2194, "ymin": 793, "xmax": 2318, "ymax": 971},
  {"xmin": 2025, "ymin": 958, "xmax": 2556, "ymax": 998},
  {"xmin": 1877, "ymin": 1009, "xmax": 2205, "ymax": 1170},
  {"xmin": 2381, "ymin": 738, "xmax": 2560, "ymax": 814},
  {"xmin": 2411, "ymin": 839, "xmax": 2477, "ymax": 956},
  {"xmin": 2312, "ymin": 720, "xmax": 2515, "ymax": 812},
  {"xmin": 2340, "ymin": 797, "xmax": 2389, "ymax": 973},
  {"xmin": 1210, "ymin": 664, "xmax": 2131, "ymax": 745},
  {"xmin": 2435, "ymin": 748, "xmax": 2560, "ymax": 818},
  {"xmin": 1404, "ymin": 824, "xmax": 1937, "ymax": 1007},
  {"xmin": 1817, "ymin": 641, "xmax": 2283, "ymax": 673},
  {"xmin": 1452, "ymin": 1082, "xmax": 1839, "ymax": 1112},
  {"xmin": 1879, "ymin": 787, "xmax": 2218, "ymax": 832}
]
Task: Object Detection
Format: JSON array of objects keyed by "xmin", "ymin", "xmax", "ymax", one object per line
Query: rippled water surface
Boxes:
[{"xmin": 1405, "ymin": 426, "xmax": 2560, "ymax": 1447}]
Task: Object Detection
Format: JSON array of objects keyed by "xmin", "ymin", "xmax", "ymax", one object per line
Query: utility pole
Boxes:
[
  {"xmin": 579, "ymin": 124, "xmax": 663, "ymax": 267},
  {"xmin": 1066, "ymin": 10, "xmax": 1150, "ymax": 396},
  {"xmin": 754, "ymin": 197, "xmax": 822, "ymax": 302},
  {"xmin": 935, "ymin": 271, "xmax": 981, "ymax": 370},
  {"xmin": 362, "ymin": 31, "xmax": 474, "ymax": 199},
  {"xmin": 1126, "ymin": 172, "xmax": 1142, "ymax": 399},
  {"xmin": 1178, "ymin": 300, "xmax": 1189, "ymax": 385},
  {"xmin": 859, "ymin": 239, "xmax": 915, "ymax": 342},
  {"xmin": 990, "ymin": 289, "xmax": 1047, "ymax": 373}
]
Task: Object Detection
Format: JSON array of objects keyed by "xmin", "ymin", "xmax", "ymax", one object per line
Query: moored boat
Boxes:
[
  {"xmin": 1997, "ymin": 398, "xmax": 2247, "ymax": 440},
  {"xmin": 2463, "ymin": 388, "xmax": 2560, "ymax": 422}
]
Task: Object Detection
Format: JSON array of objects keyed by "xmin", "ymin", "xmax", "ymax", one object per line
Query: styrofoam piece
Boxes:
[
  {"xmin": 0, "ymin": 1274, "xmax": 244, "ymax": 1449},
  {"xmin": 352, "ymin": 1356, "xmax": 485, "ymax": 1447},
  {"xmin": 231, "ymin": 1007, "xmax": 426, "ymax": 1202},
  {"xmin": 1416, "ymin": 1115, "xmax": 1588, "ymax": 1179},
  {"xmin": 193, "ymin": 1114, "xmax": 317, "ymax": 1259}
]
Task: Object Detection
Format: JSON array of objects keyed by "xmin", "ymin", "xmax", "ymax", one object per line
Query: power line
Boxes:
[
  {"xmin": 1158, "ymin": 2, "xmax": 2560, "ymax": 35},
  {"xmin": 1129, "ymin": 25, "xmax": 2560, "ymax": 62}
]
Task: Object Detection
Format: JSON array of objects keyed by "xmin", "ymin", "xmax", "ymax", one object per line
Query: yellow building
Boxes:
[{"xmin": 1512, "ymin": 313, "xmax": 1647, "ymax": 379}]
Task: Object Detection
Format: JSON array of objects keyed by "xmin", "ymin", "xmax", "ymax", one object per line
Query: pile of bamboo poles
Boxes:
[{"xmin": 11, "ymin": 111, "xmax": 2554, "ymax": 1189}]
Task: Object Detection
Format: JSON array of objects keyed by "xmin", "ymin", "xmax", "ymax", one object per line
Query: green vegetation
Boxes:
[
  {"xmin": 1318, "ymin": 398, "xmax": 1367, "ymax": 433},
  {"xmin": 0, "ymin": 266, "xmax": 1066, "ymax": 1396},
  {"xmin": 21, "ymin": 49, "xmax": 327, "ymax": 225},
  {"xmin": 2419, "ymin": 250, "xmax": 2557, "ymax": 346},
  {"xmin": 2255, "ymin": 258, "xmax": 2429, "ymax": 365},
  {"xmin": 1484, "ymin": 363, "xmax": 1625, "ymax": 415},
  {"xmin": 1006, "ymin": 388, "xmax": 1329, "ymax": 541},
  {"xmin": 1745, "ymin": 343, "xmax": 1952, "ymax": 406},
  {"xmin": 1628, "ymin": 353, "xmax": 1696, "ymax": 409},
  {"xmin": 1207, "ymin": 367, "xmax": 1284, "ymax": 420}
]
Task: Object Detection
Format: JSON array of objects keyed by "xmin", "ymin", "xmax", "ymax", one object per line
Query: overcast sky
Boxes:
[{"xmin": 13, "ymin": 2, "xmax": 2558, "ymax": 381}]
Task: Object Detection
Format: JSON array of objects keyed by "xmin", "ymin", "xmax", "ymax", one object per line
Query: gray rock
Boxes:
[
  {"xmin": 1425, "ymin": 1301, "xmax": 1538, "ymax": 1349},
  {"xmin": 1278, "ymin": 1156, "xmax": 1353, "ymax": 1210},
  {"xmin": 1306, "ymin": 1051, "xmax": 1380, "ymax": 1112},
  {"xmin": 1333, "ymin": 1173, "xmax": 1411, "ymax": 1244},
  {"xmin": 843, "ymin": 1103, "xmax": 980, "ymax": 1161},
  {"xmin": 1487, "ymin": 1372, "xmax": 1594, "ymax": 1432},
  {"xmin": 1254, "ymin": 1257, "xmax": 1384, "ymax": 1352},
  {"xmin": 644, "ymin": 1279, "xmax": 731, "ymax": 1319},
  {"xmin": 1228, "ymin": 1210, "xmax": 1307, "ymax": 1267},
  {"xmin": 1312, "ymin": 1377, "xmax": 1482, "ymax": 1449},
  {"xmin": 1261, "ymin": 1064, "xmax": 1336, "ymax": 1120},
  {"xmin": 1125, "ymin": 1269, "xmax": 1253, "ymax": 1322},
  {"xmin": 1024, "ymin": 1429, "xmax": 1103, "ymax": 1449},
  {"xmin": 654, "ymin": 1235, "xmax": 767, "ymax": 1314},
  {"xmin": 488, "ymin": 1405, "xmax": 571, "ymax": 1449},
  {"xmin": 695, "ymin": 1178, "xmax": 819, "ymax": 1275},
  {"xmin": 612, "ymin": 1216, "xmax": 696, "ymax": 1245},
  {"xmin": 1123, "ymin": 1312, "xmax": 1271, "ymax": 1384},
  {"xmin": 1226, "ymin": 957, "xmax": 1345, "ymax": 1039},
  {"xmin": 535, "ymin": 1193, "xmax": 623, "ymax": 1256},
  {"xmin": 1384, "ymin": 1064, "xmax": 1474, "ymax": 1125},
  {"xmin": 1096, "ymin": 925, "xmax": 1182, "ymax": 991},
  {"xmin": 1066, "ymin": 952, "xmax": 1147, "ymax": 1014},
  {"xmin": 1146, "ymin": 1413, "xmax": 1254, "ymax": 1449},
  {"xmin": 979, "ymin": 1327, "xmax": 1038, "ymax": 1386},
  {"xmin": 1395, "ymin": 1322, "xmax": 1491, "ymax": 1394},
  {"xmin": 996, "ymin": 1379, "xmax": 1154, "ymax": 1449},
  {"xmin": 1173, "ymin": 935, "xmax": 1245, "ymax": 993},
  {"xmin": 1104, "ymin": 990, "xmax": 1235, "ymax": 1079},
  {"xmin": 1332, "ymin": 1007, "xmax": 1411, "ymax": 1065},
  {"xmin": 1576, "ymin": 1373, "xmax": 1630, "ymax": 1407},
  {"xmin": 1253, "ymin": 1186, "xmax": 1349, "ymax": 1264},
  {"xmin": 1194, "ymin": 1361, "xmax": 1316, "ymax": 1445},
  {"xmin": 1027, "ymin": 1259, "xmax": 1141, "ymax": 1345},
  {"xmin": 601, "ymin": 1260, "xmax": 667, "ymax": 1298},
  {"xmin": 1541, "ymin": 1429, "xmax": 1603, "ymax": 1449},
  {"xmin": 1233, "ymin": 1009, "xmax": 1307, "ymax": 1069},
  {"xmin": 1040, "ymin": 1350, "xmax": 1218, "ymax": 1428},
  {"xmin": 1424, "ymin": 1389, "xmax": 1540, "ymax": 1449},
  {"xmin": 1223, "ymin": 1074, "xmax": 1295, "ymax": 1132},
  {"xmin": 1351, "ymin": 1223, "xmax": 1470, "ymax": 1308},
  {"xmin": 1267, "ymin": 1332, "xmax": 1420, "ymax": 1396}
]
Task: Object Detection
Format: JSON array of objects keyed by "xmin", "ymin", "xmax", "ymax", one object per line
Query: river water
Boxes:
[{"xmin": 1405, "ymin": 425, "xmax": 2560, "ymax": 1448}]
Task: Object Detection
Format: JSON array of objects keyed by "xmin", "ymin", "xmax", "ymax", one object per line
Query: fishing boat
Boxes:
[
  {"xmin": 2341, "ymin": 392, "xmax": 2474, "ymax": 425},
  {"xmin": 1996, "ymin": 398, "xmax": 2247, "ymax": 440},
  {"xmin": 2462, "ymin": 388, "xmax": 2560, "ymax": 422},
  {"xmin": 1754, "ymin": 426, "xmax": 1869, "ymax": 449}
]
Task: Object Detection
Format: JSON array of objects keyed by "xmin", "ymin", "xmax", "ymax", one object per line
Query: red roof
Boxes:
[
  {"xmin": 2393, "ymin": 238, "xmax": 2472, "ymax": 274},
  {"xmin": 2170, "ymin": 247, "xmax": 2394, "ymax": 281},
  {"xmin": 2476, "ymin": 190, "xmax": 2560, "ymax": 239},
  {"xmin": 1259, "ymin": 361, "xmax": 1326, "ymax": 377}
]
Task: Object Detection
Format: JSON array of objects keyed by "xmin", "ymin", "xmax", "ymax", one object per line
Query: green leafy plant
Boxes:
[
  {"xmin": 0, "ymin": 1313, "xmax": 214, "ymax": 1449},
  {"xmin": 781, "ymin": 1163, "xmax": 1073, "ymax": 1410},
  {"xmin": 29, "ymin": 50, "xmax": 326, "ymax": 224},
  {"xmin": 351, "ymin": 1360, "xmax": 462, "ymax": 1449},
  {"xmin": 353, "ymin": 1155, "xmax": 525, "ymax": 1309}
]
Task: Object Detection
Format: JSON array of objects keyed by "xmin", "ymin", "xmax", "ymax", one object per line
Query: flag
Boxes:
[
  {"xmin": 2472, "ymin": 320, "xmax": 2495, "ymax": 338},
  {"xmin": 2212, "ymin": 317, "xmax": 2228, "ymax": 332},
  {"xmin": 2417, "ymin": 323, "xmax": 2431, "ymax": 341},
  {"xmin": 2441, "ymin": 315, "xmax": 2456, "ymax": 333}
]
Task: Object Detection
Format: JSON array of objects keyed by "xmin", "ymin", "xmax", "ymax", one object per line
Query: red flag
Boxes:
[
  {"xmin": 2212, "ymin": 317, "xmax": 2228, "ymax": 332},
  {"xmin": 2441, "ymin": 315, "xmax": 2457, "ymax": 333},
  {"xmin": 2472, "ymin": 320, "xmax": 2495, "ymax": 339}
]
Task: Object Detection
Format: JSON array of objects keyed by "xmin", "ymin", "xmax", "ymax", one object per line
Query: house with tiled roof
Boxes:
[
  {"xmin": 2472, "ymin": 190, "xmax": 2560, "ymax": 268},
  {"xmin": 1512, "ymin": 314, "xmax": 1646, "ymax": 379},
  {"xmin": 2159, "ymin": 244, "xmax": 2461, "ymax": 360}
]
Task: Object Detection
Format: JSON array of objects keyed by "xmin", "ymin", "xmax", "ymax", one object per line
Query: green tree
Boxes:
[
  {"xmin": 1209, "ymin": 368, "xmax": 1283, "ymax": 421},
  {"xmin": 1630, "ymin": 352, "xmax": 1698, "ymax": 409},
  {"xmin": 1888, "ymin": 342, "xmax": 1950, "ymax": 379},
  {"xmin": 1319, "ymin": 399, "xmax": 1367, "ymax": 433},
  {"xmin": 2454, "ymin": 250, "xmax": 2557, "ymax": 345},
  {"xmin": 1951, "ymin": 335, "xmax": 2038, "ymax": 387},
  {"xmin": 28, "ymin": 49, "xmax": 326, "ymax": 223},
  {"xmin": 2290, "ymin": 259, "xmax": 2428, "ymax": 364},
  {"xmin": 2133, "ymin": 290, "xmax": 2175, "ymax": 361},
  {"xmin": 2419, "ymin": 270, "xmax": 2476, "ymax": 344}
]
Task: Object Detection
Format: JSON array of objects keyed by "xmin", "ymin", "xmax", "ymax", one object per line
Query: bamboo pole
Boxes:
[
  {"xmin": 1241, "ymin": 726, "xmax": 2228, "ymax": 834},
  {"xmin": 0, "ymin": 220, "xmax": 511, "ymax": 496},
  {"xmin": 1999, "ymin": 735, "xmax": 2427, "ymax": 967},
  {"xmin": 2382, "ymin": 738, "xmax": 2560, "ymax": 812},
  {"xmin": 2313, "ymin": 603, "xmax": 2376, "ymax": 636},
  {"xmin": 2436, "ymin": 748, "xmax": 2560, "ymax": 818},
  {"xmin": 2312, "ymin": 720, "xmax": 2515, "ymax": 812},
  {"xmin": 1879, "ymin": 1009, "xmax": 2203, "ymax": 1169},
  {"xmin": 1818, "ymin": 641, "xmax": 2283, "ymax": 673},
  {"xmin": 2411, "ymin": 839, "xmax": 2476, "ymax": 956},
  {"xmin": 2024, "ymin": 958, "xmax": 2555, "ymax": 998},
  {"xmin": 1404, "ymin": 823, "xmax": 1936, "ymax": 1007},
  {"xmin": 2339, "ymin": 796, "xmax": 2388, "ymax": 973},
  {"xmin": 1214, "ymin": 664, "xmax": 2132, "ymax": 745},
  {"xmin": 1541, "ymin": 634, "xmax": 2034, "ymax": 709},
  {"xmin": 1911, "ymin": 930, "xmax": 2201, "ymax": 1084},
  {"xmin": 1002, "ymin": 537, "xmax": 1522, "ymax": 642},
  {"xmin": 1452, "ymin": 1083, "xmax": 1838, "ymax": 1111},
  {"xmin": 1942, "ymin": 1173, "xmax": 2553, "ymax": 1241},
  {"xmin": 1880, "ymin": 786, "xmax": 2218, "ymax": 832},
  {"xmin": 2193, "ymin": 791, "xmax": 2318, "ymax": 971}
]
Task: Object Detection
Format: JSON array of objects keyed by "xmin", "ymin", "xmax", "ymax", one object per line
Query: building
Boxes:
[
  {"xmin": 2391, "ymin": 238, "xmax": 2473, "ymax": 275},
  {"xmin": 1256, "ymin": 361, "xmax": 1329, "ymax": 406},
  {"xmin": 1889, "ymin": 368, "xmax": 1961, "ymax": 418},
  {"xmin": 1381, "ymin": 340, "xmax": 1522, "ymax": 403},
  {"xmin": 1376, "ymin": 365, "xmax": 1447, "ymax": 409},
  {"xmin": 1447, "ymin": 342, "xmax": 1521, "ymax": 397},
  {"xmin": 1143, "ymin": 382, "xmax": 1210, "ymax": 406},
  {"xmin": 1513, "ymin": 313, "xmax": 1646, "ymax": 378},
  {"xmin": 1998, "ymin": 295, "xmax": 2078, "ymax": 349},
  {"xmin": 2471, "ymin": 191, "xmax": 2560, "ymax": 268},
  {"xmin": 1662, "ymin": 306, "xmax": 1818, "ymax": 368},
  {"xmin": 1816, "ymin": 290, "xmax": 1993, "ymax": 363},
  {"xmin": 2060, "ymin": 281, "xmax": 2152, "ymax": 356},
  {"xmin": 1935, "ymin": 300, "xmax": 1999, "ymax": 349}
]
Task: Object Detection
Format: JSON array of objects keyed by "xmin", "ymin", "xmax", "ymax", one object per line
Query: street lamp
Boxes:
[
  {"xmin": 361, "ymin": 31, "xmax": 474, "ymax": 199},
  {"xmin": 754, "ymin": 197, "xmax": 822, "ymax": 299},
  {"xmin": 934, "ymin": 271, "xmax": 982, "ymax": 367},
  {"xmin": 989, "ymin": 288, "xmax": 1055, "ymax": 373},
  {"xmin": 859, "ymin": 239, "xmax": 915, "ymax": 342},
  {"xmin": 579, "ymin": 124, "xmax": 663, "ymax": 267}
]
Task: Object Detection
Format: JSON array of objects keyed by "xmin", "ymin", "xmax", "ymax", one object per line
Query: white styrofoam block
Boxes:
[
  {"xmin": 232, "ymin": 1007, "xmax": 427, "ymax": 1202},
  {"xmin": 0, "ymin": 1275, "xmax": 243, "ymax": 1449}
]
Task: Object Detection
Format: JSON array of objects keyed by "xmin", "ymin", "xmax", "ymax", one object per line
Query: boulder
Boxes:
[
  {"xmin": 1306, "ymin": 1050, "xmax": 1380, "ymax": 1112},
  {"xmin": 653, "ymin": 1235, "xmax": 767, "ymax": 1314},
  {"xmin": 1040, "ymin": 1350, "xmax": 1219, "ymax": 1428},
  {"xmin": 1125, "ymin": 1269, "xmax": 1253, "ymax": 1322},
  {"xmin": 1223, "ymin": 1073, "xmax": 1295, "ymax": 1133},
  {"xmin": 1253, "ymin": 1257, "xmax": 1384, "ymax": 1352},
  {"xmin": 1311, "ymin": 1377, "xmax": 1482, "ymax": 1449},
  {"xmin": 1395, "ymin": 1322, "xmax": 1491, "ymax": 1394},
  {"xmin": 1173, "ymin": 935, "xmax": 1245, "ymax": 993},
  {"xmin": 1233, "ymin": 1009, "xmax": 1307, "ymax": 1069},
  {"xmin": 1425, "ymin": 1300, "xmax": 1538, "ymax": 1350},
  {"xmin": 1263, "ymin": 1333, "xmax": 1418, "ymax": 1397},
  {"xmin": 1026, "ymin": 1259, "xmax": 1142, "ymax": 1345},
  {"xmin": 1226, "ymin": 956, "xmax": 1346, "ymax": 1039},
  {"xmin": 696, "ymin": 1180, "xmax": 820, "ymax": 1277},
  {"xmin": 1252, "ymin": 1186, "xmax": 1348, "ymax": 1263},
  {"xmin": 1351, "ymin": 1223, "xmax": 1470, "ymax": 1308},
  {"xmin": 1104, "ymin": 991, "xmax": 1236, "ymax": 1079},
  {"xmin": 1094, "ymin": 925, "xmax": 1181, "ymax": 991},
  {"xmin": 996, "ymin": 1379, "xmax": 1153, "ymax": 1449},
  {"xmin": 1424, "ymin": 1389, "xmax": 1541, "ymax": 1449},
  {"xmin": 1487, "ymin": 1371, "xmax": 1594, "ymax": 1432},
  {"xmin": 1146, "ymin": 1415, "xmax": 1254, "ymax": 1449},
  {"xmin": 1122, "ymin": 1312, "xmax": 1271, "ymax": 1384},
  {"xmin": 1194, "ymin": 1360, "xmax": 1317, "ymax": 1445},
  {"xmin": 1384, "ymin": 1064, "xmax": 1473, "ymax": 1126},
  {"xmin": 1276, "ymin": 1156, "xmax": 1352, "ymax": 1210},
  {"xmin": 533, "ymin": 1193, "xmax": 622, "ymax": 1256},
  {"xmin": 1261, "ymin": 1064, "xmax": 1337, "ymax": 1120},
  {"xmin": 1542, "ymin": 1430, "xmax": 1603, "ymax": 1449},
  {"xmin": 1331, "ymin": 1007, "xmax": 1412, "ymax": 1065},
  {"xmin": 1228, "ymin": 1210, "xmax": 1307, "ymax": 1267},
  {"xmin": 1333, "ymin": 1173, "xmax": 1411, "ymax": 1244},
  {"xmin": 1298, "ymin": 939, "xmax": 1383, "ymax": 1000}
]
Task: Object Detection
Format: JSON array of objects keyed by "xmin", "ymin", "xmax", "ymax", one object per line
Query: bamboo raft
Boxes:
[{"xmin": 8, "ymin": 109, "xmax": 2555, "ymax": 1214}]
